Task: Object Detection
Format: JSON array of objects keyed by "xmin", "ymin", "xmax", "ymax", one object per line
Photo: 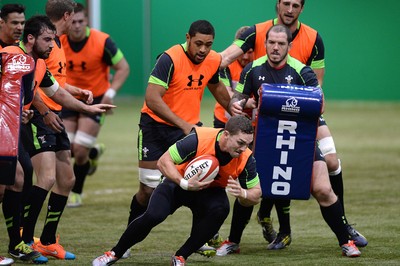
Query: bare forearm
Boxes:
[
  {"xmin": 219, "ymin": 44, "xmax": 243, "ymax": 69},
  {"xmin": 51, "ymin": 88, "xmax": 88, "ymax": 113},
  {"xmin": 32, "ymin": 93, "xmax": 50, "ymax": 115},
  {"xmin": 147, "ymin": 98, "xmax": 192, "ymax": 132},
  {"xmin": 110, "ymin": 58, "xmax": 130, "ymax": 91}
]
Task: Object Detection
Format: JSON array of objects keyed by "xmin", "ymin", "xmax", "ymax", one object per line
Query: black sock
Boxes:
[
  {"xmin": 2, "ymin": 189, "xmax": 22, "ymax": 250},
  {"xmin": 320, "ymin": 199, "xmax": 348, "ymax": 246},
  {"xmin": 258, "ymin": 197, "xmax": 274, "ymax": 219},
  {"xmin": 127, "ymin": 195, "xmax": 147, "ymax": 225},
  {"xmin": 40, "ymin": 192, "xmax": 68, "ymax": 244},
  {"xmin": 72, "ymin": 161, "xmax": 90, "ymax": 194},
  {"xmin": 329, "ymin": 171, "xmax": 345, "ymax": 214},
  {"xmin": 22, "ymin": 186, "xmax": 48, "ymax": 243},
  {"xmin": 275, "ymin": 199, "xmax": 291, "ymax": 234},
  {"xmin": 19, "ymin": 145, "xmax": 33, "ymax": 228},
  {"xmin": 228, "ymin": 199, "xmax": 253, "ymax": 243},
  {"xmin": 89, "ymin": 147, "xmax": 98, "ymax": 159}
]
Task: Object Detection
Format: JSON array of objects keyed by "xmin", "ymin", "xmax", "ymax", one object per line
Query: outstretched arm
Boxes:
[
  {"xmin": 219, "ymin": 44, "xmax": 244, "ymax": 69},
  {"xmin": 49, "ymin": 86, "xmax": 115, "ymax": 115}
]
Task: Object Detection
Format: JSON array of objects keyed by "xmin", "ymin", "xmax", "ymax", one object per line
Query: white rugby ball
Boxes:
[{"xmin": 183, "ymin": 154, "xmax": 219, "ymax": 182}]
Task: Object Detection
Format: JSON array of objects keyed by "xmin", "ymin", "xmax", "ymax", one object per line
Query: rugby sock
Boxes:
[
  {"xmin": 40, "ymin": 192, "xmax": 67, "ymax": 244},
  {"xmin": 72, "ymin": 161, "xmax": 90, "ymax": 194},
  {"xmin": 19, "ymin": 148, "xmax": 33, "ymax": 194},
  {"xmin": 258, "ymin": 197, "xmax": 274, "ymax": 219},
  {"xmin": 228, "ymin": 199, "xmax": 254, "ymax": 243},
  {"xmin": 22, "ymin": 185, "xmax": 48, "ymax": 244},
  {"xmin": 329, "ymin": 171, "xmax": 345, "ymax": 213},
  {"xmin": 275, "ymin": 199, "xmax": 291, "ymax": 234},
  {"xmin": 320, "ymin": 199, "xmax": 348, "ymax": 246},
  {"xmin": 2, "ymin": 189, "xmax": 22, "ymax": 249},
  {"xmin": 89, "ymin": 147, "xmax": 99, "ymax": 159},
  {"xmin": 127, "ymin": 195, "xmax": 147, "ymax": 225},
  {"xmin": 19, "ymin": 149, "xmax": 33, "ymax": 227}
]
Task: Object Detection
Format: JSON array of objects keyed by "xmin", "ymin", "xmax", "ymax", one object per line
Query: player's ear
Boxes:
[
  {"xmin": 223, "ymin": 129, "xmax": 230, "ymax": 138},
  {"xmin": 27, "ymin": 34, "xmax": 35, "ymax": 44},
  {"xmin": 288, "ymin": 41, "xmax": 292, "ymax": 51}
]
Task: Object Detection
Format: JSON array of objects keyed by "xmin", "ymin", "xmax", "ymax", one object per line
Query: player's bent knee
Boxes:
[
  {"xmin": 74, "ymin": 130, "xmax": 97, "ymax": 149},
  {"xmin": 139, "ymin": 168, "xmax": 162, "ymax": 188},
  {"xmin": 312, "ymin": 184, "xmax": 333, "ymax": 203}
]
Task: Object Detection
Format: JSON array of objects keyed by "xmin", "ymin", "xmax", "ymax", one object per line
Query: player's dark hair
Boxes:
[
  {"xmin": 266, "ymin": 24, "xmax": 292, "ymax": 43},
  {"xmin": 225, "ymin": 116, "xmax": 253, "ymax": 135},
  {"xmin": 74, "ymin": 3, "xmax": 88, "ymax": 17},
  {"xmin": 0, "ymin": 4, "xmax": 25, "ymax": 21},
  {"xmin": 23, "ymin": 15, "xmax": 56, "ymax": 43},
  {"xmin": 45, "ymin": 0, "xmax": 76, "ymax": 21},
  {"xmin": 188, "ymin": 20, "xmax": 215, "ymax": 38}
]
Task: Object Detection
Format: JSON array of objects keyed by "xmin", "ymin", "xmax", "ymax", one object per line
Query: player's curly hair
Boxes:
[
  {"xmin": 188, "ymin": 20, "xmax": 215, "ymax": 38},
  {"xmin": 23, "ymin": 15, "xmax": 56, "ymax": 43}
]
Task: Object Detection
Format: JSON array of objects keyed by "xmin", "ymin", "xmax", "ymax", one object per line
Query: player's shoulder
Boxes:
[
  {"xmin": 246, "ymin": 55, "xmax": 267, "ymax": 72},
  {"xmin": 88, "ymin": 28, "xmax": 110, "ymax": 43},
  {"xmin": 299, "ymin": 21, "xmax": 320, "ymax": 37}
]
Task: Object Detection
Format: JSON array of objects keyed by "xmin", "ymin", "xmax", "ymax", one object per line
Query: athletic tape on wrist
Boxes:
[
  {"xmin": 105, "ymin": 88, "xmax": 116, "ymax": 99},
  {"xmin": 180, "ymin": 179, "xmax": 188, "ymax": 190}
]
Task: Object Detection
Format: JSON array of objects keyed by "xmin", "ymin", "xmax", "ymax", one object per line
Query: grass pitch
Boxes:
[{"xmin": 1, "ymin": 97, "xmax": 400, "ymax": 265}]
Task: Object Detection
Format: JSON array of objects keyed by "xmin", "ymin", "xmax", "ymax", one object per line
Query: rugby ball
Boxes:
[{"xmin": 183, "ymin": 155, "xmax": 219, "ymax": 182}]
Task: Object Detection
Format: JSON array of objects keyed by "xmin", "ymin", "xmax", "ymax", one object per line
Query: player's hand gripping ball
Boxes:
[{"xmin": 184, "ymin": 155, "xmax": 219, "ymax": 182}]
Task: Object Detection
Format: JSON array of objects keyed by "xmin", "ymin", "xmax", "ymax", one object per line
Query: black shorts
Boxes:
[
  {"xmin": 22, "ymin": 110, "xmax": 70, "ymax": 157},
  {"xmin": 137, "ymin": 113, "xmax": 202, "ymax": 161},
  {"xmin": 60, "ymin": 95, "xmax": 105, "ymax": 125},
  {"xmin": 213, "ymin": 115, "xmax": 226, "ymax": 129},
  {"xmin": 149, "ymin": 178, "xmax": 230, "ymax": 223},
  {"xmin": 314, "ymin": 145, "xmax": 325, "ymax": 162}
]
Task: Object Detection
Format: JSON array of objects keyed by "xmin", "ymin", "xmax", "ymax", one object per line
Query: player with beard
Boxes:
[
  {"xmin": 218, "ymin": 0, "xmax": 367, "ymax": 251},
  {"xmin": 221, "ymin": 24, "xmax": 361, "ymax": 258}
]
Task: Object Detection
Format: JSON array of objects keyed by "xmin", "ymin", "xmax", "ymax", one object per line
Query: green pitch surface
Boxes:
[{"xmin": 2, "ymin": 98, "xmax": 399, "ymax": 265}]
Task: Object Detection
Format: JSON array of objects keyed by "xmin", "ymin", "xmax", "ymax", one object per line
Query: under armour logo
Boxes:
[
  {"xmin": 142, "ymin": 147, "xmax": 149, "ymax": 158},
  {"xmin": 58, "ymin": 61, "xmax": 66, "ymax": 74},
  {"xmin": 38, "ymin": 135, "xmax": 46, "ymax": 144},
  {"xmin": 285, "ymin": 75, "xmax": 293, "ymax": 84},
  {"xmin": 68, "ymin": 60, "xmax": 86, "ymax": 71},
  {"xmin": 187, "ymin": 74, "xmax": 204, "ymax": 86},
  {"xmin": 258, "ymin": 76, "xmax": 265, "ymax": 81}
]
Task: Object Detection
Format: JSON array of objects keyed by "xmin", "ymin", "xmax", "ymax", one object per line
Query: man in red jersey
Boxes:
[
  {"xmin": 1, "ymin": 14, "xmax": 113, "ymax": 263},
  {"xmin": 0, "ymin": 4, "xmax": 31, "ymax": 265}
]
